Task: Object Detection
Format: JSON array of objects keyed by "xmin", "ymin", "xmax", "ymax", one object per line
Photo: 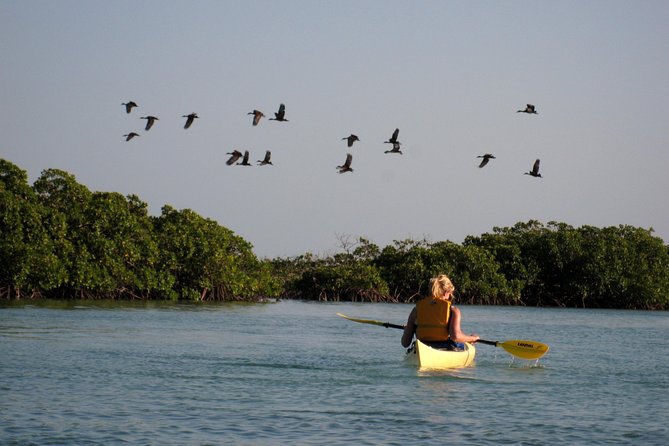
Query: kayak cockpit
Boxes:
[{"xmin": 405, "ymin": 339, "xmax": 476, "ymax": 369}]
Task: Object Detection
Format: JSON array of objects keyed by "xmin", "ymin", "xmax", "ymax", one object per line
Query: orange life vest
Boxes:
[{"xmin": 415, "ymin": 297, "xmax": 452, "ymax": 341}]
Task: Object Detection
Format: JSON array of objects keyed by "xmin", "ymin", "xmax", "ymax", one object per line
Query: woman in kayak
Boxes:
[{"xmin": 401, "ymin": 274, "xmax": 480, "ymax": 350}]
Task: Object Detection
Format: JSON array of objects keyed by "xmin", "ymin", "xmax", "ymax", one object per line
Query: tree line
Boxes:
[
  {"xmin": 271, "ymin": 222, "xmax": 669, "ymax": 310},
  {"xmin": 2, "ymin": 159, "xmax": 668, "ymax": 309},
  {"xmin": 0, "ymin": 159, "xmax": 278, "ymax": 301}
]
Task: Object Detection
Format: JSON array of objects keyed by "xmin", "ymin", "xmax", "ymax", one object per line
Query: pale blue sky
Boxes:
[{"xmin": 2, "ymin": 1, "xmax": 668, "ymax": 257}]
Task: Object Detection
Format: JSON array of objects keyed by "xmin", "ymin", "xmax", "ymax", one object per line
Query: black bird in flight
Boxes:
[
  {"xmin": 140, "ymin": 116, "xmax": 159, "ymax": 131},
  {"xmin": 524, "ymin": 159, "xmax": 542, "ymax": 177},
  {"xmin": 477, "ymin": 154, "xmax": 496, "ymax": 168},
  {"xmin": 248, "ymin": 110, "xmax": 265, "ymax": 126},
  {"xmin": 384, "ymin": 142, "xmax": 402, "ymax": 154},
  {"xmin": 226, "ymin": 150, "xmax": 243, "ymax": 165},
  {"xmin": 269, "ymin": 103, "xmax": 288, "ymax": 122},
  {"xmin": 182, "ymin": 113, "xmax": 199, "ymax": 129},
  {"xmin": 238, "ymin": 150, "xmax": 252, "ymax": 166},
  {"xmin": 384, "ymin": 128, "xmax": 400, "ymax": 145},
  {"xmin": 342, "ymin": 134, "xmax": 360, "ymax": 147},
  {"xmin": 122, "ymin": 101, "xmax": 138, "ymax": 114},
  {"xmin": 517, "ymin": 104, "xmax": 538, "ymax": 114},
  {"xmin": 337, "ymin": 153, "xmax": 354, "ymax": 173},
  {"xmin": 257, "ymin": 150, "xmax": 273, "ymax": 165},
  {"xmin": 123, "ymin": 132, "xmax": 140, "ymax": 141}
]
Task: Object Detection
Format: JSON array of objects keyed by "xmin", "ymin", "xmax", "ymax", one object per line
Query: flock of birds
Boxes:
[
  {"xmin": 121, "ymin": 101, "xmax": 543, "ymax": 177},
  {"xmin": 473, "ymin": 104, "xmax": 541, "ymax": 177}
]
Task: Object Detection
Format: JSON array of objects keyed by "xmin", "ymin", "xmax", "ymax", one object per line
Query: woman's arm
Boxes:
[
  {"xmin": 448, "ymin": 306, "xmax": 480, "ymax": 343},
  {"xmin": 401, "ymin": 307, "xmax": 417, "ymax": 348}
]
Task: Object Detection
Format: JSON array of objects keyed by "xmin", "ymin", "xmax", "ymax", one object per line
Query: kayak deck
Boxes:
[{"xmin": 405, "ymin": 339, "xmax": 476, "ymax": 369}]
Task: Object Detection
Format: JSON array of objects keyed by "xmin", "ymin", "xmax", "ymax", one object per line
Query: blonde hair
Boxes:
[{"xmin": 430, "ymin": 274, "xmax": 455, "ymax": 299}]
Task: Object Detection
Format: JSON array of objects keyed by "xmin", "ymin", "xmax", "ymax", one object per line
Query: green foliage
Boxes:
[
  {"xmin": 373, "ymin": 239, "xmax": 443, "ymax": 300},
  {"xmin": 2, "ymin": 158, "xmax": 668, "ymax": 308},
  {"xmin": 279, "ymin": 237, "xmax": 516, "ymax": 305},
  {"xmin": 153, "ymin": 206, "xmax": 279, "ymax": 300},
  {"xmin": 278, "ymin": 222, "xmax": 669, "ymax": 309},
  {"xmin": 574, "ymin": 225, "xmax": 669, "ymax": 309},
  {"xmin": 465, "ymin": 221, "xmax": 669, "ymax": 309},
  {"xmin": 290, "ymin": 256, "xmax": 389, "ymax": 302},
  {"xmin": 428, "ymin": 241, "xmax": 518, "ymax": 305},
  {"xmin": 0, "ymin": 159, "xmax": 276, "ymax": 301},
  {"xmin": 369, "ymin": 239, "xmax": 516, "ymax": 304},
  {"xmin": 0, "ymin": 161, "xmax": 65, "ymax": 296},
  {"xmin": 273, "ymin": 240, "xmax": 390, "ymax": 301}
]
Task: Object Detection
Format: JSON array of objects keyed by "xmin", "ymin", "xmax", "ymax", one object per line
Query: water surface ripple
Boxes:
[{"xmin": 1, "ymin": 301, "xmax": 667, "ymax": 445}]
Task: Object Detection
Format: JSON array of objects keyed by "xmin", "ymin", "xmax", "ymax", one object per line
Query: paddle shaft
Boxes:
[
  {"xmin": 336, "ymin": 312, "xmax": 548, "ymax": 359},
  {"xmin": 336, "ymin": 313, "xmax": 405, "ymax": 330},
  {"xmin": 381, "ymin": 322, "xmax": 405, "ymax": 330},
  {"xmin": 366, "ymin": 323, "xmax": 500, "ymax": 348},
  {"xmin": 377, "ymin": 325, "xmax": 498, "ymax": 347}
]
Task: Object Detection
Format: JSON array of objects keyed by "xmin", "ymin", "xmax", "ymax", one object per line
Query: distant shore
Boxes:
[{"xmin": 2, "ymin": 159, "xmax": 668, "ymax": 310}]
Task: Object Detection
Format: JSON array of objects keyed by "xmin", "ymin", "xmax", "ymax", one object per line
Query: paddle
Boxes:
[
  {"xmin": 336, "ymin": 312, "xmax": 549, "ymax": 360},
  {"xmin": 336, "ymin": 312, "xmax": 405, "ymax": 330},
  {"xmin": 474, "ymin": 339, "xmax": 550, "ymax": 360}
]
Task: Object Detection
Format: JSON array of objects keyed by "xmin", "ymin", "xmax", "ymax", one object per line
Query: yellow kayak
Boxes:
[{"xmin": 405, "ymin": 339, "xmax": 476, "ymax": 369}]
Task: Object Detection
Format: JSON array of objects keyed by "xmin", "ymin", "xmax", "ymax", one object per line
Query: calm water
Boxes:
[{"xmin": 1, "ymin": 300, "xmax": 667, "ymax": 445}]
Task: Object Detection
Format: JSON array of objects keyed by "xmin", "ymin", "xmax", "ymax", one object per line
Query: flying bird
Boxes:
[
  {"xmin": 226, "ymin": 150, "xmax": 243, "ymax": 165},
  {"xmin": 122, "ymin": 101, "xmax": 138, "ymax": 114},
  {"xmin": 384, "ymin": 128, "xmax": 400, "ymax": 144},
  {"xmin": 517, "ymin": 104, "xmax": 538, "ymax": 114},
  {"xmin": 269, "ymin": 103, "xmax": 288, "ymax": 122},
  {"xmin": 337, "ymin": 153, "xmax": 354, "ymax": 173},
  {"xmin": 182, "ymin": 113, "xmax": 199, "ymax": 129},
  {"xmin": 140, "ymin": 116, "xmax": 159, "ymax": 131},
  {"xmin": 248, "ymin": 110, "xmax": 265, "ymax": 126},
  {"xmin": 123, "ymin": 132, "xmax": 140, "ymax": 141},
  {"xmin": 477, "ymin": 154, "xmax": 496, "ymax": 168},
  {"xmin": 384, "ymin": 142, "xmax": 403, "ymax": 154},
  {"xmin": 524, "ymin": 159, "xmax": 542, "ymax": 177},
  {"xmin": 237, "ymin": 150, "xmax": 252, "ymax": 166},
  {"xmin": 342, "ymin": 134, "xmax": 360, "ymax": 147},
  {"xmin": 257, "ymin": 150, "xmax": 273, "ymax": 165}
]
